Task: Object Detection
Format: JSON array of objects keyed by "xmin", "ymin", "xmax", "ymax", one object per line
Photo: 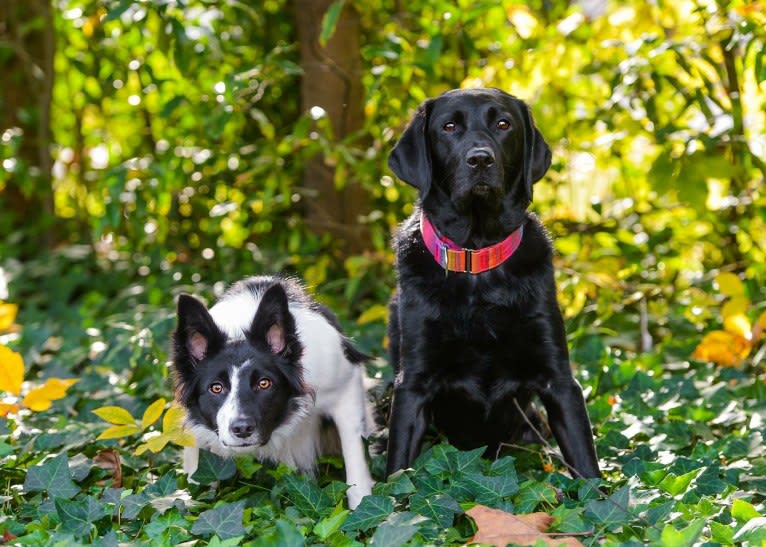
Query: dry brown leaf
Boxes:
[
  {"xmin": 467, "ymin": 504, "xmax": 584, "ymax": 547},
  {"xmin": 94, "ymin": 448, "xmax": 123, "ymax": 488}
]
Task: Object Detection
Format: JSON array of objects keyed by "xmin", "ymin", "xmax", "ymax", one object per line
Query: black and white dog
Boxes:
[
  {"xmin": 385, "ymin": 88, "xmax": 600, "ymax": 479},
  {"xmin": 172, "ymin": 276, "xmax": 374, "ymax": 508}
]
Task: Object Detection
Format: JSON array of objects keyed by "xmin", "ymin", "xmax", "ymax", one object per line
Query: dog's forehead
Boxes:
[{"xmin": 431, "ymin": 89, "xmax": 520, "ymax": 116}]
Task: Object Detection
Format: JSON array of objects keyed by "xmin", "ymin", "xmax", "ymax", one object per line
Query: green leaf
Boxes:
[
  {"xmin": 733, "ymin": 517, "xmax": 766, "ymax": 544},
  {"xmin": 258, "ymin": 519, "xmax": 306, "ymax": 545},
  {"xmin": 55, "ymin": 496, "xmax": 110, "ymax": 537},
  {"xmin": 313, "ymin": 505, "xmax": 349, "ymax": 540},
  {"xmin": 731, "ymin": 498, "xmax": 760, "ymax": 522},
  {"xmin": 370, "ymin": 512, "xmax": 427, "ymax": 546},
  {"xmin": 191, "ymin": 501, "xmax": 246, "ymax": 540},
  {"xmin": 319, "ymin": 0, "xmax": 345, "ymax": 46},
  {"xmin": 121, "ymin": 492, "xmax": 150, "ymax": 520},
  {"xmin": 658, "ymin": 468, "xmax": 699, "ymax": 496},
  {"xmin": 659, "ymin": 519, "xmax": 704, "ymax": 547},
  {"xmin": 103, "ymin": 0, "xmax": 132, "ymax": 23},
  {"xmin": 191, "ymin": 450, "xmax": 237, "ymax": 484},
  {"xmin": 513, "ymin": 480, "xmax": 558, "ymax": 513},
  {"xmin": 461, "ymin": 471, "xmax": 519, "ymax": 504},
  {"xmin": 342, "ymin": 495, "xmax": 395, "ymax": 532},
  {"xmin": 709, "ymin": 521, "xmax": 734, "ymax": 544},
  {"xmin": 409, "ymin": 493, "xmax": 461, "ymax": 528},
  {"xmin": 23, "ymin": 453, "xmax": 80, "ymax": 499},
  {"xmin": 146, "ymin": 473, "xmax": 178, "ymax": 498},
  {"xmin": 584, "ymin": 485, "xmax": 633, "ymax": 527},
  {"xmin": 283, "ymin": 474, "xmax": 333, "ymax": 519}
]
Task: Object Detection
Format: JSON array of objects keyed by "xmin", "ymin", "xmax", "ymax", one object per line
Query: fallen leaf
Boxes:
[
  {"xmin": 94, "ymin": 448, "xmax": 123, "ymax": 487},
  {"xmin": 467, "ymin": 504, "xmax": 584, "ymax": 546},
  {"xmin": 0, "ymin": 345, "xmax": 24, "ymax": 395}
]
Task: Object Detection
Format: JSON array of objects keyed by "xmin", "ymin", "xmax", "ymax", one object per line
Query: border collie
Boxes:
[{"xmin": 173, "ymin": 275, "xmax": 374, "ymax": 508}]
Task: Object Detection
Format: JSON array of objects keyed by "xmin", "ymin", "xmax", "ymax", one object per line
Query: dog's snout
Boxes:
[
  {"xmin": 466, "ymin": 147, "xmax": 495, "ymax": 169},
  {"xmin": 230, "ymin": 417, "xmax": 256, "ymax": 438}
]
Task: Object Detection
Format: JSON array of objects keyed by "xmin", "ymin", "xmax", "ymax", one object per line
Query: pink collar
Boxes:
[{"xmin": 420, "ymin": 213, "xmax": 524, "ymax": 274}]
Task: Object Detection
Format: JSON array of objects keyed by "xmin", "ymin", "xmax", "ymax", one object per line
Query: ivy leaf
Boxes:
[
  {"xmin": 55, "ymin": 496, "xmax": 110, "ymax": 537},
  {"xmin": 410, "ymin": 493, "xmax": 462, "ymax": 528},
  {"xmin": 191, "ymin": 450, "xmax": 237, "ymax": 485},
  {"xmin": 370, "ymin": 511, "xmax": 427, "ymax": 546},
  {"xmin": 513, "ymin": 481, "xmax": 558, "ymax": 513},
  {"xmin": 584, "ymin": 485, "xmax": 633, "ymax": 527},
  {"xmin": 146, "ymin": 473, "xmax": 178, "ymax": 497},
  {"xmin": 191, "ymin": 501, "xmax": 246, "ymax": 540},
  {"xmin": 0, "ymin": 345, "xmax": 23, "ymax": 395},
  {"xmin": 731, "ymin": 498, "xmax": 760, "ymax": 522},
  {"xmin": 659, "ymin": 519, "xmax": 705, "ymax": 547},
  {"xmin": 341, "ymin": 495, "xmax": 395, "ymax": 532},
  {"xmin": 733, "ymin": 517, "xmax": 766, "ymax": 544},
  {"xmin": 283, "ymin": 474, "xmax": 332, "ymax": 520},
  {"xmin": 23, "ymin": 453, "xmax": 80, "ymax": 499},
  {"xmin": 313, "ymin": 505, "xmax": 350, "ymax": 540},
  {"xmin": 461, "ymin": 471, "xmax": 520, "ymax": 504},
  {"xmin": 141, "ymin": 398, "xmax": 166, "ymax": 430},
  {"xmin": 121, "ymin": 492, "xmax": 150, "ymax": 520},
  {"xmin": 658, "ymin": 468, "xmax": 699, "ymax": 496}
]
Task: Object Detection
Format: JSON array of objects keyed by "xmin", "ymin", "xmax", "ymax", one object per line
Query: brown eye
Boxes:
[
  {"xmin": 209, "ymin": 382, "xmax": 224, "ymax": 394},
  {"xmin": 258, "ymin": 378, "xmax": 272, "ymax": 390},
  {"xmin": 443, "ymin": 121, "xmax": 456, "ymax": 132},
  {"xmin": 497, "ymin": 119, "xmax": 511, "ymax": 131}
]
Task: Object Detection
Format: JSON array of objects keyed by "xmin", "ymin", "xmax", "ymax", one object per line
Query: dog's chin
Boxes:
[
  {"xmin": 220, "ymin": 437, "xmax": 267, "ymax": 452},
  {"xmin": 452, "ymin": 183, "xmax": 502, "ymax": 212}
]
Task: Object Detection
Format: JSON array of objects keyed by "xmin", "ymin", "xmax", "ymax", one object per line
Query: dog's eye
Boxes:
[
  {"xmin": 443, "ymin": 121, "xmax": 456, "ymax": 132},
  {"xmin": 496, "ymin": 119, "xmax": 511, "ymax": 131},
  {"xmin": 209, "ymin": 382, "xmax": 224, "ymax": 394},
  {"xmin": 257, "ymin": 378, "xmax": 272, "ymax": 390}
]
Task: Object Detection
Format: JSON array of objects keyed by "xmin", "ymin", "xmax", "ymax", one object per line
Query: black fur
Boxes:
[{"xmin": 385, "ymin": 88, "xmax": 600, "ymax": 479}]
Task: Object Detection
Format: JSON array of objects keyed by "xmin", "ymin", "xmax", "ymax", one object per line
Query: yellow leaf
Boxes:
[
  {"xmin": 162, "ymin": 404, "xmax": 187, "ymax": 434},
  {"xmin": 693, "ymin": 330, "xmax": 751, "ymax": 367},
  {"xmin": 22, "ymin": 378, "xmax": 78, "ymax": 411},
  {"xmin": 356, "ymin": 304, "xmax": 388, "ymax": 325},
  {"xmin": 721, "ymin": 296, "xmax": 749, "ymax": 319},
  {"xmin": 165, "ymin": 428, "xmax": 197, "ymax": 448},
  {"xmin": 758, "ymin": 311, "xmax": 766, "ymax": 329},
  {"xmin": 141, "ymin": 398, "xmax": 167, "ymax": 430},
  {"xmin": 98, "ymin": 424, "xmax": 142, "ymax": 440},
  {"xmin": 135, "ymin": 434, "xmax": 169, "ymax": 455},
  {"xmin": 715, "ymin": 272, "xmax": 745, "ymax": 297},
  {"xmin": 724, "ymin": 313, "xmax": 752, "ymax": 340},
  {"xmin": 0, "ymin": 345, "xmax": 24, "ymax": 395},
  {"xmin": 0, "ymin": 402, "xmax": 20, "ymax": 417},
  {"xmin": 0, "ymin": 302, "xmax": 18, "ymax": 332},
  {"xmin": 92, "ymin": 406, "xmax": 137, "ymax": 426}
]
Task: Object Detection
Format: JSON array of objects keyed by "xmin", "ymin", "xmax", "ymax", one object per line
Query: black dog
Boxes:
[{"xmin": 385, "ymin": 88, "xmax": 600, "ymax": 479}]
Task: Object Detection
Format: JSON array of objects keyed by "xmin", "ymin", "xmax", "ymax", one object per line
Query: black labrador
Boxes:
[{"xmin": 385, "ymin": 88, "xmax": 600, "ymax": 479}]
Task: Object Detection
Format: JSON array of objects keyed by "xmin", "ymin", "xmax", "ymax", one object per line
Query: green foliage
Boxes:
[{"xmin": 1, "ymin": 0, "xmax": 766, "ymax": 544}]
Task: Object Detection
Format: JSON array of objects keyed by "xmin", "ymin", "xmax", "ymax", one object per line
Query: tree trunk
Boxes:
[
  {"xmin": 0, "ymin": 0, "xmax": 55, "ymax": 253},
  {"xmin": 293, "ymin": 0, "xmax": 371, "ymax": 255}
]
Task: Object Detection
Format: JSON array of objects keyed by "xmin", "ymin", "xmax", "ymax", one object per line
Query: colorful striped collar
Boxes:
[{"xmin": 420, "ymin": 213, "xmax": 524, "ymax": 274}]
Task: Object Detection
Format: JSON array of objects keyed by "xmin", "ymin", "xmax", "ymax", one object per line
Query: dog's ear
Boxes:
[
  {"xmin": 388, "ymin": 100, "xmax": 433, "ymax": 195},
  {"xmin": 521, "ymin": 103, "xmax": 552, "ymax": 202},
  {"xmin": 249, "ymin": 284, "xmax": 301, "ymax": 358},
  {"xmin": 175, "ymin": 294, "xmax": 225, "ymax": 365}
]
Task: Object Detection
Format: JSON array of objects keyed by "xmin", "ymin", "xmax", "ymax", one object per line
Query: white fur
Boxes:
[{"xmin": 183, "ymin": 284, "xmax": 374, "ymax": 509}]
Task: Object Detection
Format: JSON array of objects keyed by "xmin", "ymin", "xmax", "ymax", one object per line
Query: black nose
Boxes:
[
  {"xmin": 230, "ymin": 418, "xmax": 256, "ymax": 438},
  {"xmin": 466, "ymin": 147, "xmax": 495, "ymax": 169}
]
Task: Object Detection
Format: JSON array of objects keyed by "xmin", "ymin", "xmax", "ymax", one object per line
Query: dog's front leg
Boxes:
[
  {"xmin": 537, "ymin": 376, "xmax": 600, "ymax": 479},
  {"xmin": 183, "ymin": 446, "xmax": 200, "ymax": 478},
  {"xmin": 385, "ymin": 381, "xmax": 428, "ymax": 477},
  {"xmin": 330, "ymin": 367, "xmax": 374, "ymax": 509}
]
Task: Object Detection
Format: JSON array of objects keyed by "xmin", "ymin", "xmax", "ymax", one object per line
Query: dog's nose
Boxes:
[
  {"xmin": 230, "ymin": 418, "xmax": 256, "ymax": 438},
  {"xmin": 466, "ymin": 147, "xmax": 495, "ymax": 169}
]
